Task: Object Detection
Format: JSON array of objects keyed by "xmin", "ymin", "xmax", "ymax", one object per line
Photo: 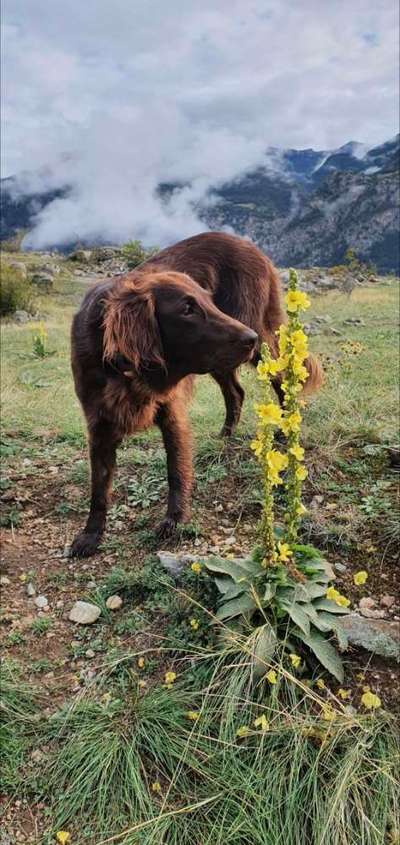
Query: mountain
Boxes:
[{"xmin": 1, "ymin": 135, "xmax": 399, "ymax": 271}]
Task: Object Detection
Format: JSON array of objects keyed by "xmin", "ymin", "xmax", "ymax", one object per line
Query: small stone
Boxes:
[
  {"xmin": 34, "ymin": 595, "xmax": 49, "ymax": 610},
  {"xmin": 26, "ymin": 582, "xmax": 36, "ymax": 597},
  {"xmin": 359, "ymin": 597, "xmax": 375, "ymax": 610},
  {"xmin": 106, "ymin": 595, "xmax": 123, "ymax": 610},
  {"xmin": 360, "ymin": 608, "xmax": 386, "ymax": 619},
  {"xmin": 69, "ymin": 600, "xmax": 101, "ymax": 624},
  {"xmin": 85, "ymin": 649, "xmax": 95, "ymax": 658},
  {"xmin": 310, "ymin": 495, "xmax": 324, "ymax": 509},
  {"xmin": 31, "ymin": 749, "xmax": 44, "ymax": 763},
  {"xmin": 157, "ymin": 550, "xmax": 199, "ymax": 576},
  {"xmin": 87, "ymin": 580, "xmax": 97, "ymax": 590},
  {"xmin": 0, "ymin": 575, "xmax": 11, "ymax": 586},
  {"xmin": 380, "ymin": 594, "xmax": 396, "ymax": 609},
  {"xmin": 334, "ymin": 563, "xmax": 347, "ymax": 573},
  {"xmin": 56, "ymin": 600, "xmax": 64, "ymax": 609}
]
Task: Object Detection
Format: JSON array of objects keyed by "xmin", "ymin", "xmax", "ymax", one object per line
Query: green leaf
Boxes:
[
  {"xmin": 263, "ymin": 583, "xmax": 276, "ymax": 603},
  {"xmin": 293, "ymin": 543, "xmax": 322, "ymax": 560},
  {"xmin": 318, "ymin": 613, "xmax": 349, "ymax": 651},
  {"xmin": 302, "ymin": 604, "xmax": 334, "ymax": 632},
  {"xmin": 280, "ymin": 601, "xmax": 310, "ymax": 636},
  {"xmin": 251, "ymin": 622, "xmax": 277, "ymax": 678},
  {"xmin": 214, "ymin": 577, "xmax": 244, "ymax": 600},
  {"xmin": 294, "ymin": 629, "xmax": 344, "ymax": 682},
  {"xmin": 205, "ymin": 556, "xmax": 258, "ymax": 582},
  {"xmin": 216, "ymin": 592, "xmax": 258, "ymax": 621},
  {"xmin": 301, "ymin": 583, "xmax": 329, "ymax": 601},
  {"xmin": 313, "ymin": 599, "xmax": 351, "ymax": 615}
]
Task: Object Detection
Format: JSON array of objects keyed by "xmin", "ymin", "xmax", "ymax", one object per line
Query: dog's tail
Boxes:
[{"xmin": 263, "ymin": 263, "xmax": 324, "ymax": 395}]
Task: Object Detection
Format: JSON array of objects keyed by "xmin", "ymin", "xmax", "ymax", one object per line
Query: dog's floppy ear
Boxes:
[{"xmin": 102, "ymin": 278, "xmax": 164, "ymax": 371}]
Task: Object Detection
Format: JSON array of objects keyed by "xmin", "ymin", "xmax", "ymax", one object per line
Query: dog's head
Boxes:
[{"xmin": 103, "ymin": 270, "xmax": 257, "ymax": 380}]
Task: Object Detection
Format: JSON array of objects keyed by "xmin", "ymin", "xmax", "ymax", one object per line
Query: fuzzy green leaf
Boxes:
[
  {"xmin": 252, "ymin": 622, "xmax": 277, "ymax": 678},
  {"xmin": 280, "ymin": 601, "xmax": 311, "ymax": 636},
  {"xmin": 205, "ymin": 557, "xmax": 256, "ymax": 582},
  {"xmin": 263, "ymin": 583, "xmax": 276, "ymax": 603},
  {"xmin": 214, "ymin": 577, "xmax": 244, "ymax": 600},
  {"xmin": 317, "ymin": 612, "xmax": 349, "ymax": 651},
  {"xmin": 313, "ymin": 599, "xmax": 351, "ymax": 615},
  {"xmin": 302, "ymin": 604, "xmax": 334, "ymax": 632},
  {"xmin": 216, "ymin": 592, "xmax": 258, "ymax": 621},
  {"xmin": 294, "ymin": 629, "xmax": 344, "ymax": 682}
]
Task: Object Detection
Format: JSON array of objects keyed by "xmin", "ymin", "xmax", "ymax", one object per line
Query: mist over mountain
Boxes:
[{"xmin": 1, "ymin": 134, "xmax": 399, "ymax": 271}]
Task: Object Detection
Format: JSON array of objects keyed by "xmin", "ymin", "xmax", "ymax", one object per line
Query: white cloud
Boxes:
[{"xmin": 2, "ymin": 0, "xmax": 398, "ymax": 247}]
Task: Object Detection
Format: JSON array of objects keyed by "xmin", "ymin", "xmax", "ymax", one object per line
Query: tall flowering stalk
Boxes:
[{"xmin": 251, "ymin": 269, "xmax": 311, "ymax": 564}]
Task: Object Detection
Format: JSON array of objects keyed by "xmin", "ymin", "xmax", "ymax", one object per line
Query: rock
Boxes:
[
  {"xmin": 0, "ymin": 575, "xmax": 11, "ymax": 586},
  {"xmin": 343, "ymin": 317, "xmax": 365, "ymax": 326},
  {"xmin": 380, "ymin": 594, "xmax": 396, "ymax": 609},
  {"xmin": 14, "ymin": 309, "xmax": 30, "ymax": 324},
  {"xmin": 106, "ymin": 595, "xmax": 123, "ymax": 610},
  {"xmin": 26, "ymin": 582, "xmax": 36, "ymax": 597},
  {"xmin": 157, "ymin": 550, "xmax": 199, "ymax": 576},
  {"xmin": 310, "ymin": 495, "xmax": 324, "ymax": 509},
  {"xmin": 31, "ymin": 749, "xmax": 44, "ymax": 763},
  {"xmin": 34, "ymin": 595, "xmax": 49, "ymax": 610},
  {"xmin": 359, "ymin": 597, "xmax": 375, "ymax": 610},
  {"xmin": 360, "ymin": 608, "xmax": 386, "ymax": 619},
  {"xmin": 69, "ymin": 600, "xmax": 101, "ymax": 624},
  {"xmin": 334, "ymin": 562, "xmax": 347, "ymax": 573},
  {"xmin": 68, "ymin": 249, "xmax": 93, "ymax": 262},
  {"xmin": 85, "ymin": 649, "xmax": 95, "ymax": 658},
  {"xmin": 9, "ymin": 261, "xmax": 28, "ymax": 278},
  {"xmin": 337, "ymin": 614, "xmax": 400, "ymax": 660}
]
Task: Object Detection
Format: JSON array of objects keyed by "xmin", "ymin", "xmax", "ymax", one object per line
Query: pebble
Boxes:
[
  {"xmin": 334, "ymin": 563, "xmax": 347, "ymax": 573},
  {"xmin": 106, "ymin": 595, "xmax": 123, "ymax": 610},
  {"xmin": 85, "ymin": 649, "xmax": 95, "ymax": 658},
  {"xmin": 56, "ymin": 600, "xmax": 64, "ymax": 609},
  {"xmin": 34, "ymin": 595, "xmax": 49, "ymax": 610},
  {"xmin": 380, "ymin": 594, "xmax": 396, "ymax": 609},
  {"xmin": 26, "ymin": 582, "xmax": 36, "ymax": 597},
  {"xmin": 359, "ymin": 597, "xmax": 375, "ymax": 610},
  {"xmin": 69, "ymin": 600, "xmax": 101, "ymax": 624},
  {"xmin": 0, "ymin": 575, "xmax": 11, "ymax": 586}
]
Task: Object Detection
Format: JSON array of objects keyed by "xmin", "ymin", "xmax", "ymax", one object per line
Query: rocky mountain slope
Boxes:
[{"xmin": 1, "ymin": 136, "xmax": 399, "ymax": 271}]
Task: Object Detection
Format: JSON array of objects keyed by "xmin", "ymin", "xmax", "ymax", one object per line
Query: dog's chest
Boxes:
[{"xmin": 103, "ymin": 378, "xmax": 157, "ymax": 436}]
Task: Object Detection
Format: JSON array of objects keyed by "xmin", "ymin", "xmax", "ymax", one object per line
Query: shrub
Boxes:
[
  {"xmin": 121, "ymin": 239, "xmax": 159, "ymax": 268},
  {"xmin": 0, "ymin": 263, "xmax": 34, "ymax": 316}
]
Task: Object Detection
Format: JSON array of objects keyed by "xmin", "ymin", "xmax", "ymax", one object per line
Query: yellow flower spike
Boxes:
[
  {"xmin": 266, "ymin": 669, "xmax": 278, "ymax": 684},
  {"xmin": 164, "ymin": 671, "xmax": 176, "ymax": 685},
  {"xmin": 254, "ymin": 714, "xmax": 269, "ymax": 732},
  {"xmin": 353, "ymin": 570, "xmax": 368, "ymax": 586},
  {"xmin": 185, "ymin": 710, "xmax": 200, "ymax": 721},
  {"xmin": 316, "ymin": 679, "xmax": 326, "ymax": 690},
  {"xmin": 296, "ymin": 503, "xmax": 307, "ymax": 516},
  {"xmin": 191, "ymin": 562, "xmax": 202, "ymax": 574},
  {"xmin": 361, "ymin": 691, "xmax": 382, "ymax": 709},
  {"xmin": 56, "ymin": 834, "xmax": 71, "ymax": 845},
  {"xmin": 277, "ymin": 541, "xmax": 293, "ymax": 562},
  {"xmin": 289, "ymin": 653, "xmax": 301, "ymax": 669},
  {"xmin": 236, "ymin": 725, "xmax": 251, "ymax": 738},
  {"xmin": 289, "ymin": 445, "xmax": 305, "ymax": 461},
  {"xmin": 137, "ymin": 657, "xmax": 145, "ymax": 669},
  {"xmin": 266, "ymin": 450, "xmax": 288, "ymax": 473},
  {"xmin": 295, "ymin": 465, "xmax": 308, "ymax": 481},
  {"xmin": 151, "ymin": 781, "xmax": 161, "ymax": 793},
  {"xmin": 189, "ymin": 618, "xmax": 199, "ymax": 630},
  {"xmin": 285, "ymin": 290, "xmax": 311, "ymax": 312},
  {"xmin": 280, "ymin": 411, "xmax": 302, "ymax": 434},
  {"xmin": 255, "ymin": 402, "xmax": 283, "ymax": 425},
  {"xmin": 250, "ymin": 438, "xmax": 263, "ymax": 458},
  {"xmin": 337, "ymin": 688, "xmax": 351, "ymax": 700}
]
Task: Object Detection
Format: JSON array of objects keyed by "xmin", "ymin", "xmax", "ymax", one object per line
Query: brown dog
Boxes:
[{"xmin": 70, "ymin": 232, "xmax": 322, "ymax": 557}]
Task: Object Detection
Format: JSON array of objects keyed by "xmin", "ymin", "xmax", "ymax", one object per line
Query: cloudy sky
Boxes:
[{"xmin": 2, "ymin": 0, "xmax": 399, "ymax": 247}]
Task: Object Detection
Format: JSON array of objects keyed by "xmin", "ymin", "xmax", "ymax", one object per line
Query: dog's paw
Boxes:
[
  {"xmin": 156, "ymin": 517, "xmax": 179, "ymax": 539},
  {"xmin": 69, "ymin": 531, "xmax": 102, "ymax": 558}
]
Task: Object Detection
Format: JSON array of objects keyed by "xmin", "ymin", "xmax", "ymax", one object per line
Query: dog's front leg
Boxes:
[
  {"xmin": 155, "ymin": 399, "xmax": 193, "ymax": 537},
  {"xmin": 70, "ymin": 422, "xmax": 121, "ymax": 557}
]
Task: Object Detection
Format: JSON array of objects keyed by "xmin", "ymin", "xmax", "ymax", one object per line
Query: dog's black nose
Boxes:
[{"xmin": 240, "ymin": 328, "xmax": 258, "ymax": 348}]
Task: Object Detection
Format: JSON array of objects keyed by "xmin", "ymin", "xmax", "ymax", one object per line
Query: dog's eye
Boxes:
[{"xmin": 182, "ymin": 300, "xmax": 195, "ymax": 316}]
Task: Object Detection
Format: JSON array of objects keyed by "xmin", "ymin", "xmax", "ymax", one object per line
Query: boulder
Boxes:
[
  {"xmin": 31, "ymin": 273, "xmax": 54, "ymax": 292},
  {"xmin": 337, "ymin": 614, "xmax": 400, "ymax": 660}
]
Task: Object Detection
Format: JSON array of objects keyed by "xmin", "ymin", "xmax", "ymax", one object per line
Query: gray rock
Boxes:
[
  {"xmin": 69, "ymin": 600, "xmax": 101, "ymax": 624},
  {"xmin": 334, "ymin": 562, "xmax": 347, "ymax": 573},
  {"xmin": 14, "ymin": 309, "xmax": 30, "ymax": 324},
  {"xmin": 26, "ymin": 582, "xmax": 36, "ymax": 597},
  {"xmin": 31, "ymin": 273, "xmax": 54, "ymax": 292},
  {"xmin": 337, "ymin": 614, "xmax": 400, "ymax": 660},
  {"xmin": 34, "ymin": 595, "xmax": 49, "ymax": 609},
  {"xmin": 0, "ymin": 575, "xmax": 11, "ymax": 586},
  {"xmin": 360, "ymin": 608, "xmax": 386, "ymax": 619},
  {"xmin": 106, "ymin": 594, "xmax": 123, "ymax": 610},
  {"xmin": 157, "ymin": 550, "xmax": 199, "ymax": 576}
]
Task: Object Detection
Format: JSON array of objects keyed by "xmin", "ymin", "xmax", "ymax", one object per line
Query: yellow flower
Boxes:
[
  {"xmin": 250, "ymin": 438, "xmax": 263, "ymax": 458},
  {"xmin": 56, "ymin": 834, "xmax": 71, "ymax": 845},
  {"xmin": 236, "ymin": 725, "xmax": 250, "ymax": 738},
  {"xmin": 266, "ymin": 450, "xmax": 288, "ymax": 473},
  {"xmin": 138, "ymin": 657, "xmax": 145, "ymax": 669},
  {"xmin": 326, "ymin": 587, "xmax": 350, "ymax": 608},
  {"xmin": 277, "ymin": 325, "xmax": 288, "ymax": 354},
  {"xmin": 266, "ymin": 669, "xmax": 278, "ymax": 684},
  {"xmin": 289, "ymin": 445, "xmax": 305, "ymax": 461},
  {"xmin": 254, "ymin": 714, "xmax": 269, "ymax": 731},
  {"xmin": 185, "ymin": 710, "xmax": 200, "ymax": 721},
  {"xmin": 337, "ymin": 688, "xmax": 351, "ymax": 700},
  {"xmin": 164, "ymin": 671, "xmax": 176, "ymax": 687},
  {"xmin": 191, "ymin": 562, "xmax": 202, "ymax": 574},
  {"xmin": 277, "ymin": 541, "xmax": 293, "ymax": 562},
  {"xmin": 361, "ymin": 691, "xmax": 381, "ymax": 710},
  {"xmin": 256, "ymin": 360, "xmax": 271, "ymax": 380},
  {"xmin": 316, "ymin": 678, "xmax": 326, "ymax": 690},
  {"xmin": 151, "ymin": 781, "xmax": 161, "ymax": 793},
  {"xmin": 356, "ymin": 672, "xmax": 365, "ymax": 682},
  {"xmin": 189, "ymin": 618, "xmax": 199, "ymax": 630},
  {"xmin": 321, "ymin": 704, "xmax": 336, "ymax": 722},
  {"xmin": 280, "ymin": 411, "xmax": 302, "ymax": 435},
  {"xmin": 292, "ymin": 361, "xmax": 308, "ymax": 381},
  {"xmin": 296, "ymin": 503, "xmax": 307, "ymax": 516},
  {"xmin": 353, "ymin": 570, "xmax": 368, "ymax": 586},
  {"xmin": 285, "ymin": 290, "xmax": 311, "ymax": 312},
  {"xmin": 295, "ymin": 465, "xmax": 308, "ymax": 481},
  {"xmin": 255, "ymin": 402, "xmax": 283, "ymax": 425},
  {"xmin": 289, "ymin": 653, "xmax": 301, "ymax": 669},
  {"xmin": 290, "ymin": 328, "xmax": 308, "ymax": 352}
]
